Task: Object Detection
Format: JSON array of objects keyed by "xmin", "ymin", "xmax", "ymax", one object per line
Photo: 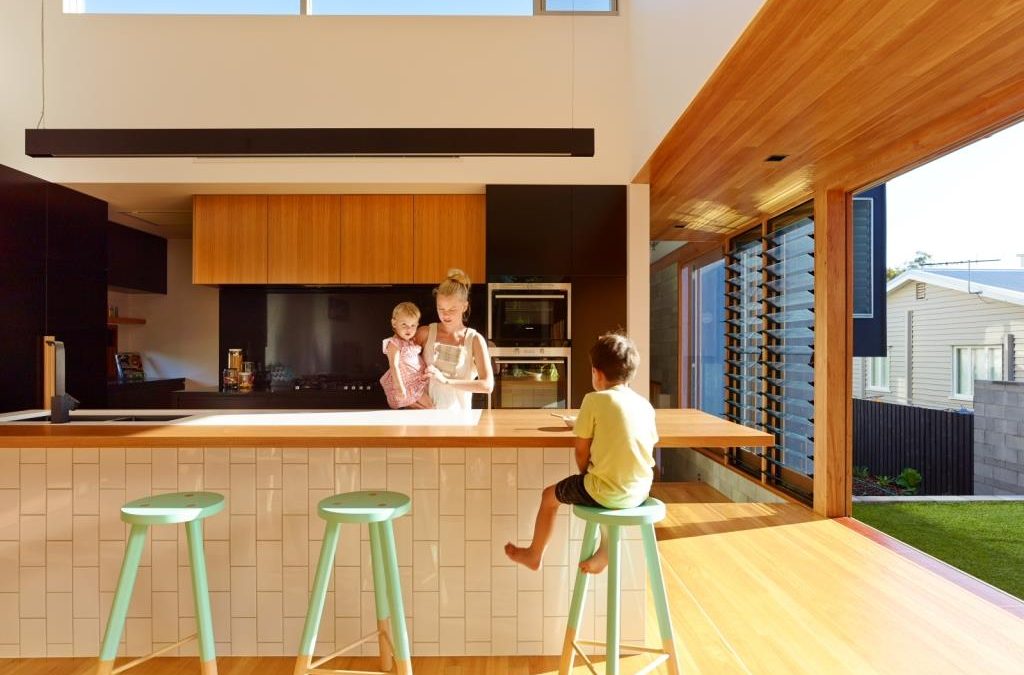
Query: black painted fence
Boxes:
[{"xmin": 853, "ymin": 399, "xmax": 974, "ymax": 495}]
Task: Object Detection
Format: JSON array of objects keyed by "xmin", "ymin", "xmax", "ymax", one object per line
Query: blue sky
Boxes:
[
  {"xmin": 886, "ymin": 121, "xmax": 1024, "ymax": 269},
  {"xmin": 82, "ymin": 0, "xmax": 534, "ymax": 14}
]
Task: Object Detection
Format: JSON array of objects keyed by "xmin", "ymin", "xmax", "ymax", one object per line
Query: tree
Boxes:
[{"xmin": 887, "ymin": 251, "xmax": 932, "ymax": 280}]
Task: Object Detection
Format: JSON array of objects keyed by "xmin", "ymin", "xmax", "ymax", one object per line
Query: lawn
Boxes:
[{"xmin": 853, "ymin": 502, "xmax": 1024, "ymax": 600}]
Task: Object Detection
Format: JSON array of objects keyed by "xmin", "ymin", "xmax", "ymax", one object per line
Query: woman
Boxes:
[{"xmin": 415, "ymin": 268, "xmax": 494, "ymax": 410}]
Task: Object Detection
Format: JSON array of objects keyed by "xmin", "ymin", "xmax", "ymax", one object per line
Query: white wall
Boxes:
[
  {"xmin": 108, "ymin": 239, "xmax": 219, "ymax": 387},
  {"xmin": 627, "ymin": 0, "xmax": 765, "ymax": 177},
  {"xmin": 2, "ymin": 1, "xmax": 631, "ymax": 185}
]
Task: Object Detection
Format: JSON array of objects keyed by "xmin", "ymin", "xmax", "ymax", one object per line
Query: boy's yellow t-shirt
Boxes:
[{"xmin": 575, "ymin": 384, "xmax": 659, "ymax": 509}]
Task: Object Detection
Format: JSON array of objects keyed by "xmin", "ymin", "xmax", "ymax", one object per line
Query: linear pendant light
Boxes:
[{"xmin": 25, "ymin": 128, "xmax": 595, "ymax": 158}]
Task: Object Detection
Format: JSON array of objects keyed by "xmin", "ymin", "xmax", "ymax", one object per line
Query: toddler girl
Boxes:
[{"xmin": 380, "ymin": 302, "xmax": 433, "ymax": 409}]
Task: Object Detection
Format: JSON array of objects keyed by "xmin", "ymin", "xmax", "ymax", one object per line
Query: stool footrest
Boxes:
[
  {"xmin": 300, "ymin": 629, "xmax": 393, "ymax": 674},
  {"xmin": 111, "ymin": 633, "xmax": 197, "ymax": 674},
  {"xmin": 570, "ymin": 640, "xmax": 671, "ymax": 675}
]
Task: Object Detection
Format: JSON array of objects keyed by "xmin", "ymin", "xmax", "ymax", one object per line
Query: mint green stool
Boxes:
[
  {"xmin": 559, "ymin": 497, "xmax": 681, "ymax": 675},
  {"xmin": 294, "ymin": 490, "xmax": 413, "ymax": 675},
  {"xmin": 97, "ymin": 491, "xmax": 225, "ymax": 675}
]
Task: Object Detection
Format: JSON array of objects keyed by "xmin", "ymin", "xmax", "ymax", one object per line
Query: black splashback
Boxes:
[{"xmin": 219, "ymin": 285, "xmax": 487, "ymax": 382}]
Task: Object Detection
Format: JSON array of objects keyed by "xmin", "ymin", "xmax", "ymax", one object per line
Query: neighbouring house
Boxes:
[{"xmin": 853, "ymin": 268, "xmax": 1024, "ymax": 410}]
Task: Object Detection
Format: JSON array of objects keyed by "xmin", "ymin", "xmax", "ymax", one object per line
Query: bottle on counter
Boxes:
[{"xmin": 227, "ymin": 348, "xmax": 243, "ymax": 372}]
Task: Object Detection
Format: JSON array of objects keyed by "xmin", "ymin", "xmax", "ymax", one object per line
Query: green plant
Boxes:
[
  {"xmin": 896, "ymin": 467, "xmax": 923, "ymax": 494},
  {"xmin": 853, "ymin": 465, "xmax": 870, "ymax": 480},
  {"xmin": 876, "ymin": 475, "xmax": 894, "ymax": 488}
]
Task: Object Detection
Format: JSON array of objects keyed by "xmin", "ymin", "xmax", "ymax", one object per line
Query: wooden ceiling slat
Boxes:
[{"xmin": 645, "ymin": 0, "xmax": 1024, "ymax": 242}]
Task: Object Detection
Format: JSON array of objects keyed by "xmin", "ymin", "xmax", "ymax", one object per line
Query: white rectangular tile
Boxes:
[
  {"xmin": 231, "ymin": 566, "xmax": 258, "ymax": 618},
  {"xmin": 205, "ymin": 540, "xmax": 231, "ymax": 593},
  {"xmin": 439, "ymin": 448, "xmax": 465, "ymax": 464},
  {"xmin": 229, "ymin": 464, "xmax": 257, "ymax": 515},
  {"xmin": 231, "ymin": 617, "xmax": 257, "ymax": 655},
  {"xmin": 282, "ymin": 449, "xmax": 307, "ymax": 464},
  {"xmin": 126, "ymin": 566, "xmax": 151, "ymax": 617},
  {"xmin": 72, "ymin": 516, "xmax": 99, "ymax": 567},
  {"xmin": 308, "ymin": 448, "xmax": 334, "ymax": 489},
  {"xmin": 47, "ymin": 449, "xmax": 73, "ymax": 488},
  {"xmin": 98, "ymin": 449, "xmax": 126, "ymax": 488},
  {"xmin": 151, "ymin": 449, "xmax": 177, "ymax": 489},
  {"xmin": 46, "ymin": 592, "xmax": 73, "ymax": 644},
  {"xmin": 388, "ymin": 463, "xmax": 414, "ymax": 497},
  {"xmin": 98, "ymin": 490, "xmax": 126, "ymax": 542},
  {"xmin": 465, "ymin": 592, "xmax": 491, "ymax": 642},
  {"xmin": 46, "ymin": 541, "xmax": 73, "ymax": 592},
  {"xmin": 178, "ymin": 448, "xmax": 204, "ymax": 463},
  {"xmin": 517, "ymin": 451, "xmax": 544, "ymax": 489},
  {"xmin": 516, "ymin": 489, "xmax": 542, "ymax": 541},
  {"xmin": 490, "ymin": 447, "xmax": 517, "ymax": 464},
  {"xmin": 282, "ymin": 516, "xmax": 308, "ymax": 566},
  {"xmin": 98, "ymin": 541, "xmax": 126, "ymax": 594},
  {"xmin": 20, "ymin": 566, "xmax": 46, "ymax": 618},
  {"xmin": 204, "ymin": 449, "xmax": 229, "ymax": 489},
  {"xmin": 230, "ymin": 448, "xmax": 255, "ymax": 463},
  {"xmin": 490, "ymin": 567, "xmax": 517, "ymax": 617},
  {"xmin": 72, "ymin": 617, "xmax": 100, "ymax": 657},
  {"xmin": 516, "ymin": 590, "xmax": 544, "ymax": 644},
  {"xmin": 256, "ymin": 489, "xmax": 282, "ymax": 541},
  {"xmin": 438, "ymin": 516, "xmax": 464, "ymax": 567},
  {"xmin": 20, "ymin": 618, "xmax": 46, "ymax": 656},
  {"xmin": 230, "ymin": 515, "xmax": 257, "ymax": 566},
  {"xmin": 332, "ymin": 567, "xmax": 361, "ymax": 618},
  {"xmin": 335, "ymin": 448, "xmax": 359, "ymax": 464},
  {"xmin": 20, "ymin": 515, "xmax": 46, "ymax": 566},
  {"xmin": 412, "ymin": 592, "xmax": 438, "ymax": 643},
  {"xmin": 152, "ymin": 540, "xmax": 178, "ymax": 593},
  {"xmin": 360, "ymin": 448, "xmax": 387, "ymax": 489},
  {"xmin": 491, "ymin": 516, "xmax": 515, "ymax": 568},
  {"xmin": 439, "ymin": 567, "xmax": 464, "ymax": 618},
  {"xmin": 411, "ymin": 490, "xmax": 439, "ymax": 541},
  {"xmin": 257, "ymin": 541, "xmax": 283, "ymax": 592},
  {"xmin": 464, "ymin": 542, "xmax": 490, "ymax": 591},
  {"xmin": 491, "ymin": 617, "xmax": 516, "ymax": 655},
  {"xmin": 124, "ymin": 464, "xmax": 151, "ymax": 502},
  {"xmin": 412, "ymin": 541, "xmax": 439, "ymax": 592},
  {"xmin": 621, "ymin": 589, "xmax": 646, "ymax": 643},
  {"xmin": 282, "ymin": 464, "xmax": 309, "ymax": 515},
  {"xmin": 516, "ymin": 561, "xmax": 543, "ymax": 592},
  {"xmin": 152, "ymin": 591, "xmax": 179, "ymax": 644},
  {"xmin": 0, "ymin": 453, "xmax": 18, "ymax": 489},
  {"xmin": 334, "ymin": 463, "xmax": 359, "ymax": 495},
  {"xmin": 412, "ymin": 448, "xmax": 438, "ymax": 489},
  {"xmin": 72, "ymin": 567, "xmax": 99, "ymax": 619},
  {"xmin": 438, "ymin": 465, "xmax": 465, "ymax": 515},
  {"xmin": 0, "ymin": 491, "xmax": 18, "ymax": 540},
  {"xmin": 72, "ymin": 464, "xmax": 99, "ymax": 515},
  {"xmin": 20, "ymin": 465, "xmax": 46, "ymax": 515},
  {"xmin": 543, "ymin": 566, "xmax": 570, "ymax": 617},
  {"xmin": 464, "ymin": 448, "xmax": 491, "ymax": 489},
  {"xmin": 465, "ymin": 490, "xmax": 491, "ymax": 541},
  {"xmin": 125, "ymin": 449, "xmax": 151, "ymax": 464},
  {"xmin": 439, "ymin": 617, "xmax": 465, "ymax": 655},
  {"xmin": 491, "ymin": 464, "xmax": 516, "ymax": 515},
  {"xmin": 0, "ymin": 542, "xmax": 17, "ymax": 593},
  {"xmin": 257, "ymin": 592, "xmax": 283, "ymax": 643},
  {"xmin": 283, "ymin": 566, "xmax": 311, "ymax": 618},
  {"xmin": 543, "ymin": 615, "xmax": 568, "ymax": 655},
  {"xmin": 544, "ymin": 447, "xmax": 569, "ymax": 464},
  {"xmin": 255, "ymin": 449, "xmax": 282, "ymax": 489}
]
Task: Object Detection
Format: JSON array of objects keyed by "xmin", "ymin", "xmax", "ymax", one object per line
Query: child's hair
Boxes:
[
  {"xmin": 589, "ymin": 332, "xmax": 639, "ymax": 384},
  {"xmin": 433, "ymin": 268, "xmax": 472, "ymax": 320},
  {"xmin": 391, "ymin": 302, "xmax": 421, "ymax": 323}
]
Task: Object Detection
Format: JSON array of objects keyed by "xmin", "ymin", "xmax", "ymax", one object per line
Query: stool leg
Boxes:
[
  {"xmin": 185, "ymin": 519, "xmax": 218, "ymax": 675},
  {"xmin": 380, "ymin": 519, "xmax": 412, "ymax": 675},
  {"xmin": 606, "ymin": 525, "xmax": 622, "ymax": 675},
  {"xmin": 369, "ymin": 522, "xmax": 394, "ymax": 672},
  {"xmin": 295, "ymin": 521, "xmax": 342, "ymax": 675},
  {"xmin": 97, "ymin": 524, "xmax": 148, "ymax": 675},
  {"xmin": 642, "ymin": 523, "xmax": 680, "ymax": 675},
  {"xmin": 559, "ymin": 520, "xmax": 600, "ymax": 675}
]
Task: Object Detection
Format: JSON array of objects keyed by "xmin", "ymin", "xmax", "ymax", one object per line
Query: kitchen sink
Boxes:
[{"xmin": 2, "ymin": 413, "xmax": 191, "ymax": 423}]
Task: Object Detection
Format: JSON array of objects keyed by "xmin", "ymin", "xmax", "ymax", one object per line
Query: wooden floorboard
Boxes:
[{"xmin": 4, "ymin": 482, "xmax": 1024, "ymax": 674}]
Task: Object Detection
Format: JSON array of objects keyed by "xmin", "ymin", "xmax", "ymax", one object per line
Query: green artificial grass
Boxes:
[{"xmin": 853, "ymin": 502, "xmax": 1024, "ymax": 600}]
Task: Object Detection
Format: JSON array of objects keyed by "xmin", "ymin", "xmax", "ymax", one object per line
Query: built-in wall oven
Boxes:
[
  {"xmin": 489, "ymin": 347, "xmax": 570, "ymax": 410},
  {"xmin": 488, "ymin": 283, "xmax": 571, "ymax": 347}
]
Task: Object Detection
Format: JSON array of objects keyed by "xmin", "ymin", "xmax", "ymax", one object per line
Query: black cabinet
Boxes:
[
  {"xmin": 486, "ymin": 184, "xmax": 626, "ymax": 280},
  {"xmin": 108, "ymin": 378, "xmax": 185, "ymax": 409},
  {"xmin": 0, "ymin": 164, "xmax": 108, "ymax": 412},
  {"xmin": 570, "ymin": 275, "xmax": 627, "ymax": 407},
  {"xmin": 108, "ymin": 222, "xmax": 167, "ymax": 293}
]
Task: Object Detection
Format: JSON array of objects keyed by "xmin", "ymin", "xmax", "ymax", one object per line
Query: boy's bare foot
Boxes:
[
  {"xmin": 579, "ymin": 547, "xmax": 608, "ymax": 574},
  {"xmin": 504, "ymin": 542, "xmax": 541, "ymax": 570}
]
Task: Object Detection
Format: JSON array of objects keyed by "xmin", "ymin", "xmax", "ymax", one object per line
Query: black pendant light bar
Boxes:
[{"xmin": 25, "ymin": 128, "xmax": 594, "ymax": 158}]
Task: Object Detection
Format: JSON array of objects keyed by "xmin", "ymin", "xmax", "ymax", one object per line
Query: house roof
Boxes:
[{"xmin": 887, "ymin": 268, "xmax": 1024, "ymax": 307}]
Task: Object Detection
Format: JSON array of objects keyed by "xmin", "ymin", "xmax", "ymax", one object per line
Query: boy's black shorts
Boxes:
[{"xmin": 554, "ymin": 474, "xmax": 603, "ymax": 508}]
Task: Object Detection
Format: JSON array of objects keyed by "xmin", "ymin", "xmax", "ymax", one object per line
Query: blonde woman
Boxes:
[{"xmin": 415, "ymin": 269, "xmax": 494, "ymax": 410}]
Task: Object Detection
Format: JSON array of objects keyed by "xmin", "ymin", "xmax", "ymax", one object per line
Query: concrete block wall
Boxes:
[
  {"xmin": 974, "ymin": 381, "xmax": 1024, "ymax": 495},
  {"xmin": 649, "ymin": 265, "xmax": 679, "ymax": 408},
  {"xmin": 661, "ymin": 448, "xmax": 784, "ymax": 504}
]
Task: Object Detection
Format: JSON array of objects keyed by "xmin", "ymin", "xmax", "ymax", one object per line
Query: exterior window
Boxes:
[
  {"xmin": 537, "ymin": 0, "xmax": 616, "ymax": 13},
  {"xmin": 952, "ymin": 345, "xmax": 1002, "ymax": 399},
  {"xmin": 866, "ymin": 356, "xmax": 890, "ymax": 391},
  {"xmin": 69, "ymin": 1, "xmax": 301, "ymax": 14}
]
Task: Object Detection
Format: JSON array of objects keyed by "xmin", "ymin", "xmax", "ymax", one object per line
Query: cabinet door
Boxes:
[
  {"xmin": 572, "ymin": 185, "xmax": 627, "ymax": 276},
  {"xmin": 339, "ymin": 195, "xmax": 414, "ymax": 284},
  {"xmin": 193, "ymin": 195, "xmax": 268, "ymax": 284},
  {"xmin": 413, "ymin": 194, "xmax": 486, "ymax": 284},
  {"xmin": 268, "ymin": 195, "xmax": 343, "ymax": 284},
  {"xmin": 486, "ymin": 185, "xmax": 572, "ymax": 278},
  {"xmin": 108, "ymin": 222, "xmax": 167, "ymax": 293}
]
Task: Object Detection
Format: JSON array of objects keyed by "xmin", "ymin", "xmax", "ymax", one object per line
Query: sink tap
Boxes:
[{"xmin": 46, "ymin": 339, "xmax": 80, "ymax": 424}]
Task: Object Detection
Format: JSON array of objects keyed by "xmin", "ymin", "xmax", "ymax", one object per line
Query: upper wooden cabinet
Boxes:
[
  {"xmin": 193, "ymin": 195, "xmax": 268, "ymax": 284},
  {"xmin": 413, "ymin": 194, "xmax": 486, "ymax": 284},
  {"xmin": 338, "ymin": 195, "xmax": 414, "ymax": 284},
  {"xmin": 267, "ymin": 195, "xmax": 343, "ymax": 284}
]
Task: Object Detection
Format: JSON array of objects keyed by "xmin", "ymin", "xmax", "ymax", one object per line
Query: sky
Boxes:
[{"xmin": 884, "ymin": 120, "xmax": 1024, "ymax": 270}]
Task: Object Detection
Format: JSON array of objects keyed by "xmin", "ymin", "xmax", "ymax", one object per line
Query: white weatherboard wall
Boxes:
[
  {"xmin": 627, "ymin": 0, "xmax": 766, "ymax": 177},
  {"xmin": 2, "ymin": 2, "xmax": 631, "ymax": 186},
  {"xmin": 109, "ymin": 239, "xmax": 219, "ymax": 388}
]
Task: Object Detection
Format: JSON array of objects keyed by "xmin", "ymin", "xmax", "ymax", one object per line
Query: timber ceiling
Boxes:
[{"xmin": 643, "ymin": 0, "xmax": 1024, "ymax": 244}]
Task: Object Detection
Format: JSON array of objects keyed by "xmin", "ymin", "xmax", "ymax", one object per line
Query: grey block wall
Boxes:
[
  {"xmin": 974, "ymin": 380, "xmax": 1024, "ymax": 495},
  {"xmin": 650, "ymin": 265, "xmax": 679, "ymax": 407}
]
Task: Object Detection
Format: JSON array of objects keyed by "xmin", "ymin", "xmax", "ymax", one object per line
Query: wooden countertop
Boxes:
[{"xmin": 0, "ymin": 409, "xmax": 774, "ymax": 449}]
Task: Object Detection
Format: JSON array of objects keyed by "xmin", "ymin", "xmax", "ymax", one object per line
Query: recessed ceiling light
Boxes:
[{"xmin": 765, "ymin": 154, "xmax": 788, "ymax": 162}]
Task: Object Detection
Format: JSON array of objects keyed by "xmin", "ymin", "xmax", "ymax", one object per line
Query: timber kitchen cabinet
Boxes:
[
  {"xmin": 338, "ymin": 195, "xmax": 414, "ymax": 283},
  {"xmin": 267, "ymin": 194, "xmax": 343, "ymax": 284},
  {"xmin": 413, "ymin": 194, "xmax": 486, "ymax": 283},
  {"xmin": 192, "ymin": 195, "xmax": 269, "ymax": 284}
]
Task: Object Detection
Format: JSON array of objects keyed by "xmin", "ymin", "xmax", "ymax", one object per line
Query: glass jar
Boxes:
[{"xmin": 222, "ymin": 368, "xmax": 240, "ymax": 391}]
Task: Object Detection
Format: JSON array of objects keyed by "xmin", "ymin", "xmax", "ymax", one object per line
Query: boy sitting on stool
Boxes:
[{"xmin": 505, "ymin": 332, "xmax": 658, "ymax": 573}]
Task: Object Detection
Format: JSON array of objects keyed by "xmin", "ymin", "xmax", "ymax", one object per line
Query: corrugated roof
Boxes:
[
  {"xmin": 887, "ymin": 268, "xmax": 1024, "ymax": 308},
  {"xmin": 925, "ymin": 269, "xmax": 1024, "ymax": 294}
]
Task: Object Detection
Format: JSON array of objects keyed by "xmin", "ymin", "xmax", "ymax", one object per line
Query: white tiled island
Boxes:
[{"xmin": 0, "ymin": 409, "xmax": 773, "ymax": 658}]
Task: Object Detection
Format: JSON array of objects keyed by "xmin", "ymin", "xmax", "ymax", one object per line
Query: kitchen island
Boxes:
[{"xmin": 0, "ymin": 409, "xmax": 771, "ymax": 658}]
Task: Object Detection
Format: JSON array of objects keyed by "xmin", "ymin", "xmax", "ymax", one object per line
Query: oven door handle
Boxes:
[{"xmin": 492, "ymin": 294, "xmax": 567, "ymax": 300}]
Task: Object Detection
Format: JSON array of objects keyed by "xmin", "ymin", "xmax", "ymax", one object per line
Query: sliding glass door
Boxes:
[{"xmin": 692, "ymin": 259, "xmax": 726, "ymax": 416}]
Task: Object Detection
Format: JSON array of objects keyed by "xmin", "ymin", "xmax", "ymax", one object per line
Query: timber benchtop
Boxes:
[{"xmin": 0, "ymin": 408, "xmax": 774, "ymax": 449}]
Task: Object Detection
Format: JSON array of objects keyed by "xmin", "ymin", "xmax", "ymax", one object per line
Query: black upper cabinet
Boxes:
[
  {"xmin": 108, "ymin": 222, "xmax": 168, "ymax": 294},
  {"xmin": 46, "ymin": 184, "xmax": 107, "ymax": 264},
  {"xmin": 0, "ymin": 166, "xmax": 47, "ymax": 267},
  {"xmin": 487, "ymin": 185, "xmax": 573, "ymax": 278},
  {"xmin": 486, "ymin": 184, "xmax": 626, "ymax": 279},
  {"xmin": 572, "ymin": 185, "xmax": 627, "ymax": 276}
]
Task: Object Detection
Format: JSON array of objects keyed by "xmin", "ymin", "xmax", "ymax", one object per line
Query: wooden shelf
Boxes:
[{"xmin": 107, "ymin": 316, "xmax": 146, "ymax": 325}]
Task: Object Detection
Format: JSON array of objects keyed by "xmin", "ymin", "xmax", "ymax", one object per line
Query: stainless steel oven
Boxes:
[
  {"xmin": 489, "ymin": 347, "xmax": 570, "ymax": 409},
  {"xmin": 488, "ymin": 283, "xmax": 571, "ymax": 347}
]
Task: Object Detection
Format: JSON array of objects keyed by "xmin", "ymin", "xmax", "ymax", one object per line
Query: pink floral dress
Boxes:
[{"xmin": 379, "ymin": 336, "xmax": 430, "ymax": 409}]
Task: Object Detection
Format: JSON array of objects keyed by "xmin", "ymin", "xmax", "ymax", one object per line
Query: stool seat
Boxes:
[
  {"xmin": 572, "ymin": 497, "xmax": 666, "ymax": 526},
  {"xmin": 318, "ymin": 490, "xmax": 411, "ymax": 523},
  {"xmin": 121, "ymin": 491, "xmax": 225, "ymax": 525}
]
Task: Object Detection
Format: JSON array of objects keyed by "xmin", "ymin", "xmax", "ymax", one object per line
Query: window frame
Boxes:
[
  {"xmin": 865, "ymin": 354, "xmax": 890, "ymax": 392},
  {"xmin": 951, "ymin": 344, "xmax": 1003, "ymax": 401},
  {"xmin": 535, "ymin": 0, "xmax": 618, "ymax": 15}
]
